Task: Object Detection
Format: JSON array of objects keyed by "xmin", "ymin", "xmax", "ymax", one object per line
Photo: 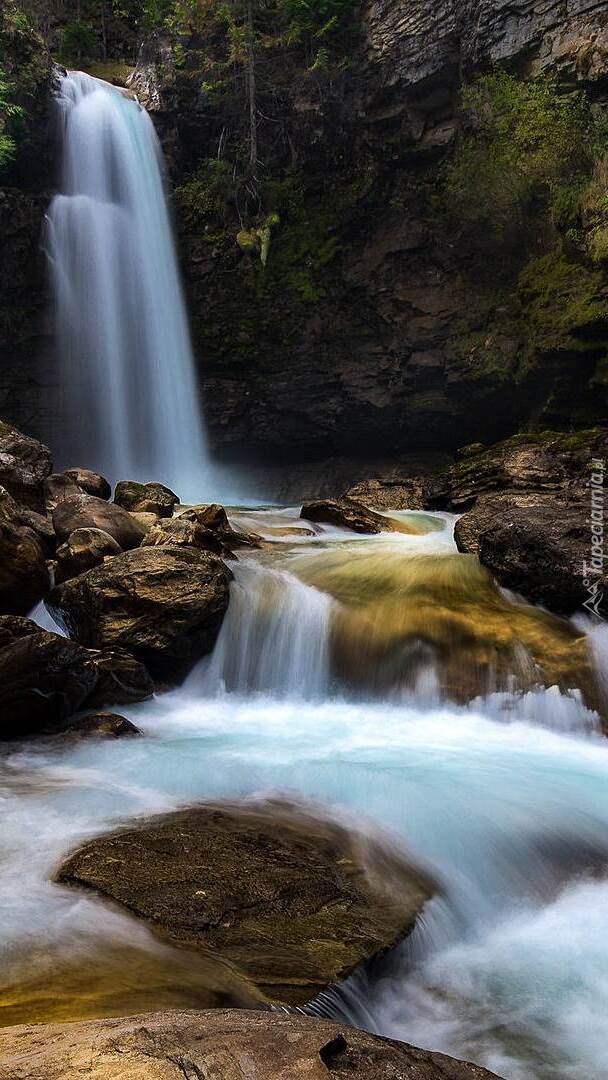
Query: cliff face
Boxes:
[
  {"xmin": 136, "ymin": 0, "xmax": 608, "ymax": 462},
  {"xmin": 2, "ymin": 0, "xmax": 608, "ymax": 462}
]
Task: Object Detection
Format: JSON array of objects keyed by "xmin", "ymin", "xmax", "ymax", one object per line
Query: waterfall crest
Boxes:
[{"xmin": 46, "ymin": 72, "xmax": 209, "ymax": 499}]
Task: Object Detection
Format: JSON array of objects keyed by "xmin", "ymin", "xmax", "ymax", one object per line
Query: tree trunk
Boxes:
[{"xmin": 246, "ymin": 0, "xmax": 257, "ymax": 181}]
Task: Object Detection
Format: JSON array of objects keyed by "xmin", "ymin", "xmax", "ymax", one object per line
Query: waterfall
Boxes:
[
  {"xmin": 188, "ymin": 559, "xmax": 334, "ymax": 698},
  {"xmin": 46, "ymin": 72, "xmax": 209, "ymax": 499}
]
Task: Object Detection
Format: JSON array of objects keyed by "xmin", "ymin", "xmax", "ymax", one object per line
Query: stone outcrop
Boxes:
[
  {"xmin": 0, "ymin": 421, "xmax": 52, "ymax": 506},
  {"xmin": 0, "ymin": 616, "xmax": 153, "ymax": 738},
  {"xmin": 440, "ymin": 430, "xmax": 608, "ymax": 616},
  {"xmin": 58, "ymin": 800, "xmax": 433, "ymax": 1004},
  {"xmin": 140, "ymin": 516, "xmax": 229, "ymax": 556},
  {"xmin": 0, "ymin": 1008, "xmax": 503, "ymax": 1079},
  {"xmin": 0, "ymin": 490, "xmax": 49, "ymax": 613},
  {"xmin": 47, "ymin": 546, "xmax": 232, "ymax": 681},
  {"xmin": 301, "ymin": 497, "xmax": 406, "ymax": 534},
  {"xmin": 44, "ymin": 469, "xmax": 111, "ymax": 511}
]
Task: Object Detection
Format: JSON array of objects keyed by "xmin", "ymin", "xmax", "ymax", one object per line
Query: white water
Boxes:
[
  {"xmin": 5, "ymin": 512, "xmax": 608, "ymax": 1078},
  {"xmin": 46, "ymin": 73, "xmax": 209, "ymax": 499}
]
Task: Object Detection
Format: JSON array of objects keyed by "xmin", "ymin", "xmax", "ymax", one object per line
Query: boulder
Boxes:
[
  {"xmin": 114, "ymin": 480, "xmax": 179, "ymax": 517},
  {"xmin": 455, "ymin": 493, "xmax": 608, "ymax": 617},
  {"xmin": 130, "ymin": 510, "xmax": 159, "ymax": 533},
  {"xmin": 179, "ymin": 503, "xmax": 260, "ymax": 548},
  {"xmin": 0, "ymin": 1009, "xmax": 503, "ymax": 1080},
  {"xmin": 140, "ymin": 516, "xmax": 229, "ymax": 556},
  {"xmin": 0, "ymin": 421, "xmax": 52, "ymax": 507},
  {"xmin": 0, "ymin": 483, "xmax": 55, "ymax": 552},
  {"xmin": 83, "ymin": 648, "xmax": 155, "ymax": 708},
  {"xmin": 47, "ymin": 546, "xmax": 232, "ymax": 681},
  {"xmin": 0, "ymin": 519, "xmax": 49, "ymax": 614},
  {"xmin": 62, "ymin": 468, "xmax": 111, "ymax": 500},
  {"xmin": 44, "ymin": 470, "xmax": 111, "ymax": 512},
  {"xmin": 57, "ymin": 800, "xmax": 433, "ymax": 1005},
  {"xmin": 0, "ymin": 617, "xmax": 153, "ymax": 738},
  {"xmin": 301, "ymin": 497, "xmax": 402, "ymax": 534},
  {"xmin": 55, "ymin": 527, "xmax": 122, "ymax": 583},
  {"xmin": 52, "ymin": 494, "xmax": 145, "ymax": 550},
  {"xmin": 65, "ymin": 713, "xmax": 142, "ymax": 739}
]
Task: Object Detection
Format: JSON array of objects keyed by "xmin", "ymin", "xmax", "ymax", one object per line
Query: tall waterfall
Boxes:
[{"xmin": 46, "ymin": 72, "xmax": 209, "ymax": 499}]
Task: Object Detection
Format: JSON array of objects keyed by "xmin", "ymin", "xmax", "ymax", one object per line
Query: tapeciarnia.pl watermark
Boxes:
[{"xmin": 583, "ymin": 457, "xmax": 605, "ymax": 619}]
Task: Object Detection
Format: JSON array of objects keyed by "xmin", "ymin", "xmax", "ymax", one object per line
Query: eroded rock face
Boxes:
[
  {"xmin": 0, "ymin": 1008, "xmax": 503, "ymax": 1080},
  {"xmin": 114, "ymin": 480, "xmax": 179, "ymax": 517},
  {"xmin": 55, "ymin": 527, "xmax": 122, "ymax": 583},
  {"xmin": 52, "ymin": 493, "xmax": 145, "ymax": 550},
  {"xmin": 47, "ymin": 546, "xmax": 232, "ymax": 681},
  {"xmin": 57, "ymin": 801, "xmax": 433, "ymax": 1004}
]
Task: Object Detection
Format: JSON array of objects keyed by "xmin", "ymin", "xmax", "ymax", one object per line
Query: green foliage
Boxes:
[
  {"xmin": 442, "ymin": 72, "xmax": 593, "ymax": 236},
  {"xmin": 61, "ymin": 19, "xmax": 97, "ymax": 59},
  {"xmin": 174, "ymin": 158, "xmax": 234, "ymax": 227},
  {"xmin": 0, "ymin": 67, "xmax": 24, "ymax": 169},
  {"xmin": 279, "ymin": 0, "xmax": 355, "ymax": 39}
]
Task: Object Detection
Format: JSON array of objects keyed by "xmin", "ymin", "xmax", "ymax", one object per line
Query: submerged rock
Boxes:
[
  {"xmin": 47, "ymin": 546, "xmax": 232, "ymax": 682},
  {"xmin": 65, "ymin": 712, "xmax": 142, "ymax": 739},
  {"xmin": 0, "ymin": 616, "xmax": 153, "ymax": 738},
  {"xmin": 53, "ymin": 493, "xmax": 145, "ymax": 551},
  {"xmin": 57, "ymin": 800, "xmax": 433, "ymax": 1005},
  {"xmin": 114, "ymin": 480, "xmax": 179, "ymax": 517},
  {"xmin": 55, "ymin": 527, "xmax": 122, "ymax": 583},
  {"xmin": 301, "ymin": 497, "xmax": 411, "ymax": 534},
  {"xmin": 0, "ymin": 1008, "xmax": 502, "ymax": 1079},
  {"xmin": 0, "ymin": 421, "xmax": 52, "ymax": 507}
]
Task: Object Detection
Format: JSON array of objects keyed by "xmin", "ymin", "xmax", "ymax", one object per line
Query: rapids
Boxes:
[
  {"xmin": 45, "ymin": 73, "xmax": 209, "ymax": 499},
  {"xmin": 3, "ymin": 508, "xmax": 608, "ymax": 1079}
]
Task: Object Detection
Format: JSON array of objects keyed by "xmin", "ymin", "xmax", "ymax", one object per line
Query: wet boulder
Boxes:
[
  {"xmin": 179, "ymin": 503, "xmax": 260, "ymax": 548},
  {"xmin": 344, "ymin": 476, "xmax": 430, "ymax": 511},
  {"xmin": 57, "ymin": 800, "xmax": 433, "ymax": 1005},
  {"xmin": 53, "ymin": 493, "xmax": 145, "ymax": 550},
  {"xmin": 0, "ymin": 1009, "xmax": 503, "ymax": 1079},
  {"xmin": 65, "ymin": 712, "xmax": 142, "ymax": 739},
  {"xmin": 55, "ymin": 527, "xmax": 122, "ymax": 583},
  {"xmin": 114, "ymin": 480, "xmax": 179, "ymax": 517},
  {"xmin": 0, "ymin": 421, "xmax": 52, "ymax": 507},
  {"xmin": 47, "ymin": 546, "xmax": 232, "ymax": 682},
  {"xmin": 0, "ymin": 483, "xmax": 55, "ymax": 553},
  {"xmin": 301, "ymin": 497, "xmax": 403, "ymax": 534},
  {"xmin": 62, "ymin": 468, "xmax": 111, "ymax": 500},
  {"xmin": 140, "ymin": 517, "xmax": 229, "ymax": 556},
  {"xmin": 0, "ymin": 615, "xmax": 154, "ymax": 738}
]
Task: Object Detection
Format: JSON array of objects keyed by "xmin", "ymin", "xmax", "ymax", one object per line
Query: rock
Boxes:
[
  {"xmin": 57, "ymin": 800, "xmax": 433, "ymax": 1004},
  {"xmin": 114, "ymin": 480, "xmax": 179, "ymax": 517},
  {"xmin": 0, "ymin": 1008, "xmax": 503, "ymax": 1079},
  {"xmin": 47, "ymin": 546, "xmax": 232, "ymax": 682},
  {"xmin": 140, "ymin": 516, "xmax": 229, "ymax": 556},
  {"xmin": 0, "ymin": 421, "xmax": 52, "ymax": 507},
  {"xmin": 0, "ymin": 482, "xmax": 55, "ymax": 551},
  {"xmin": 301, "ymin": 497, "xmax": 403, "ymax": 534},
  {"xmin": 52, "ymin": 493, "xmax": 145, "ymax": 550},
  {"xmin": 65, "ymin": 713, "xmax": 142, "ymax": 739},
  {"xmin": 446, "ymin": 431, "xmax": 608, "ymax": 616},
  {"xmin": 179, "ymin": 503, "xmax": 260, "ymax": 548},
  {"xmin": 456, "ymin": 493, "xmax": 608, "ymax": 618},
  {"xmin": 44, "ymin": 470, "xmax": 111, "ymax": 512},
  {"xmin": 0, "ymin": 520, "xmax": 49, "ymax": 614},
  {"xmin": 55, "ymin": 527, "xmax": 122, "ymax": 583},
  {"xmin": 62, "ymin": 469, "xmax": 111, "ymax": 500},
  {"xmin": 0, "ymin": 616, "xmax": 153, "ymax": 738},
  {"xmin": 130, "ymin": 510, "xmax": 159, "ymax": 533}
]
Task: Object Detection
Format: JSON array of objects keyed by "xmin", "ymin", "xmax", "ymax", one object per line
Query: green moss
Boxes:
[
  {"xmin": 518, "ymin": 252, "xmax": 608, "ymax": 357},
  {"xmin": 84, "ymin": 62, "xmax": 134, "ymax": 86}
]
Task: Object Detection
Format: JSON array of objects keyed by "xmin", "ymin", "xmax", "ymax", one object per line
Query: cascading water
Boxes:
[
  {"xmin": 46, "ymin": 72, "xmax": 209, "ymax": 499},
  {"xmin": 9, "ymin": 510, "xmax": 608, "ymax": 1077}
]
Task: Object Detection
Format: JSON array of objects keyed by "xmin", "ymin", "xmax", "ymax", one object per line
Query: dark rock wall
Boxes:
[{"xmin": 2, "ymin": 0, "xmax": 608, "ymax": 462}]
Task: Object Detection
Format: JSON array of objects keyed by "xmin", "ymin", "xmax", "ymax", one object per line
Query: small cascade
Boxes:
[
  {"xmin": 46, "ymin": 72, "xmax": 209, "ymax": 499},
  {"xmin": 188, "ymin": 559, "xmax": 334, "ymax": 698}
]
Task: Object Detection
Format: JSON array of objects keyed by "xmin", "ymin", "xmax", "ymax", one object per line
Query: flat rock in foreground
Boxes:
[
  {"xmin": 0, "ymin": 1008, "xmax": 503, "ymax": 1079},
  {"xmin": 57, "ymin": 801, "xmax": 433, "ymax": 1005}
]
